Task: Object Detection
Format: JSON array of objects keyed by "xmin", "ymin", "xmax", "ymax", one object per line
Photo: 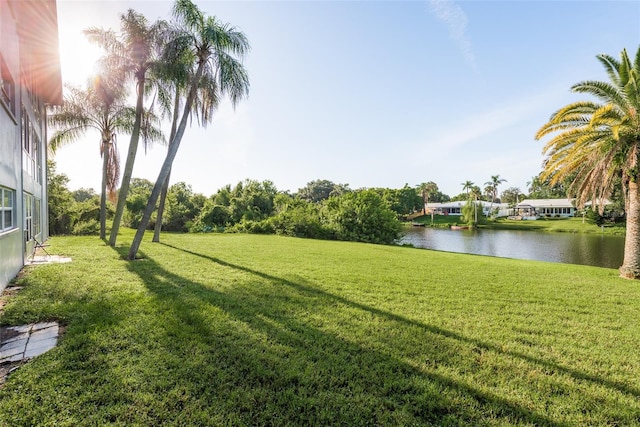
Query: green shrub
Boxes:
[{"xmin": 71, "ymin": 219, "xmax": 99, "ymax": 236}]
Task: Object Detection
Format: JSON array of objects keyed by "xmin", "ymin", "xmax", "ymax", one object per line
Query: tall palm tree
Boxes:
[
  {"xmin": 86, "ymin": 10, "xmax": 169, "ymax": 246},
  {"xmin": 535, "ymin": 46, "xmax": 640, "ymax": 279},
  {"xmin": 461, "ymin": 180, "xmax": 474, "ymax": 197},
  {"xmin": 485, "ymin": 174, "xmax": 506, "ymax": 217},
  {"xmin": 417, "ymin": 181, "xmax": 438, "ymax": 215},
  {"xmin": 483, "ymin": 185, "xmax": 494, "ymax": 201},
  {"xmin": 470, "ymin": 185, "xmax": 482, "ymax": 201},
  {"xmin": 152, "ymin": 48, "xmax": 220, "ymax": 243},
  {"xmin": 485, "ymin": 175, "xmax": 506, "ymax": 203},
  {"xmin": 127, "ymin": 0, "xmax": 250, "ymax": 260},
  {"xmin": 48, "ymin": 77, "xmax": 131, "ymax": 239}
]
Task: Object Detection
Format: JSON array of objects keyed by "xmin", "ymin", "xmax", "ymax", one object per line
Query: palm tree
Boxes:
[
  {"xmin": 483, "ymin": 185, "xmax": 494, "ymax": 201},
  {"xmin": 127, "ymin": 0, "xmax": 250, "ymax": 260},
  {"xmin": 470, "ymin": 185, "xmax": 482, "ymax": 201},
  {"xmin": 48, "ymin": 77, "xmax": 131, "ymax": 239},
  {"xmin": 86, "ymin": 10, "xmax": 169, "ymax": 247},
  {"xmin": 417, "ymin": 181, "xmax": 438, "ymax": 215},
  {"xmin": 484, "ymin": 174, "xmax": 506, "ymax": 217},
  {"xmin": 152, "ymin": 46, "xmax": 220, "ymax": 243},
  {"xmin": 485, "ymin": 175, "xmax": 506, "ymax": 203},
  {"xmin": 535, "ymin": 46, "xmax": 640, "ymax": 279},
  {"xmin": 461, "ymin": 180, "xmax": 474, "ymax": 197}
]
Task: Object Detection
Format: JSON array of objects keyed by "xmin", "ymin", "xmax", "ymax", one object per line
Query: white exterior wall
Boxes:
[
  {"xmin": 0, "ymin": 0, "xmax": 57, "ymax": 293},
  {"xmin": 0, "ymin": 0, "xmax": 24, "ymax": 292}
]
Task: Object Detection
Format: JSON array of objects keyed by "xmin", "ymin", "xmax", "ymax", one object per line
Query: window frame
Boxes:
[
  {"xmin": 23, "ymin": 192, "xmax": 33, "ymax": 243},
  {"xmin": 0, "ymin": 187, "xmax": 16, "ymax": 233},
  {"xmin": 0, "ymin": 54, "xmax": 16, "ymax": 119}
]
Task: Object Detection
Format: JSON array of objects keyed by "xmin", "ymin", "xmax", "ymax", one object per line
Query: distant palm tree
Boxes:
[
  {"xmin": 485, "ymin": 175, "xmax": 506, "ymax": 203},
  {"xmin": 485, "ymin": 174, "xmax": 506, "ymax": 217},
  {"xmin": 86, "ymin": 9, "xmax": 169, "ymax": 246},
  {"xmin": 535, "ymin": 46, "xmax": 640, "ymax": 279},
  {"xmin": 483, "ymin": 185, "xmax": 493, "ymax": 201},
  {"xmin": 461, "ymin": 180, "xmax": 474, "ymax": 197},
  {"xmin": 470, "ymin": 185, "xmax": 482, "ymax": 201},
  {"xmin": 48, "ymin": 77, "xmax": 132, "ymax": 239},
  {"xmin": 128, "ymin": 0, "xmax": 250, "ymax": 260},
  {"xmin": 417, "ymin": 181, "xmax": 438, "ymax": 214}
]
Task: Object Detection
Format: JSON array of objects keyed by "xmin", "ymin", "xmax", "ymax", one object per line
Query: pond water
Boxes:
[{"xmin": 400, "ymin": 226, "xmax": 625, "ymax": 269}]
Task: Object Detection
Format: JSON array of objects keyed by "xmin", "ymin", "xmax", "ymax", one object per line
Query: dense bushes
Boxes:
[
  {"xmin": 324, "ymin": 190, "xmax": 401, "ymax": 244},
  {"xmin": 48, "ymin": 162, "xmax": 107, "ymax": 236},
  {"xmin": 49, "ymin": 172, "xmax": 404, "ymax": 244},
  {"xmin": 195, "ymin": 187, "xmax": 401, "ymax": 244}
]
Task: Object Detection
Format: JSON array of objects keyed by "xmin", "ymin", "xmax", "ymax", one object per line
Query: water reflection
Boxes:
[{"xmin": 400, "ymin": 227, "xmax": 625, "ymax": 269}]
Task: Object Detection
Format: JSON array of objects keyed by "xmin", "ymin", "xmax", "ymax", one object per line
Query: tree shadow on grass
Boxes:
[
  {"xmin": 163, "ymin": 243, "xmax": 640, "ymax": 400},
  {"xmin": 107, "ymin": 244, "xmax": 579, "ymax": 426},
  {"xmin": 0, "ymin": 278, "xmax": 135, "ymax": 425}
]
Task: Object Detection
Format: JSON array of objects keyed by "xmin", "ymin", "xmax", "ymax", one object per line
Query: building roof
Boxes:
[
  {"xmin": 14, "ymin": 0, "xmax": 63, "ymax": 105},
  {"xmin": 516, "ymin": 199, "xmax": 574, "ymax": 208}
]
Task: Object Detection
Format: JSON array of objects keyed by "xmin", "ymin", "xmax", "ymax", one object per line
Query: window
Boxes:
[
  {"xmin": 23, "ymin": 193, "xmax": 33, "ymax": 243},
  {"xmin": 20, "ymin": 105, "xmax": 43, "ymax": 183},
  {"xmin": 0, "ymin": 187, "xmax": 16, "ymax": 232},
  {"xmin": 34, "ymin": 198, "xmax": 41, "ymax": 237},
  {"xmin": 0, "ymin": 55, "xmax": 15, "ymax": 115}
]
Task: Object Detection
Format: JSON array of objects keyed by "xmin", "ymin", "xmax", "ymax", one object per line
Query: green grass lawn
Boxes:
[
  {"xmin": 484, "ymin": 217, "xmax": 626, "ymax": 235},
  {"xmin": 1, "ymin": 231, "xmax": 640, "ymax": 425}
]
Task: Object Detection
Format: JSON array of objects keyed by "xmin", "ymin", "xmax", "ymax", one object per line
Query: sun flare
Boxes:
[{"xmin": 57, "ymin": 25, "xmax": 103, "ymax": 86}]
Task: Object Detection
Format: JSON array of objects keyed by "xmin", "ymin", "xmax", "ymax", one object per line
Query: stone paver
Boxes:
[
  {"xmin": 33, "ymin": 321, "xmax": 58, "ymax": 331},
  {"xmin": 0, "ymin": 338, "xmax": 28, "ymax": 353},
  {"xmin": 25, "ymin": 337, "xmax": 57, "ymax": 358},
  {"xmin": 27, "ymin": 255, "xmax": 72, "ymax": 265},
  {"xmin": 0, "ymin": 322, "xmax": 60, "ymax": 365},
  {"xmin": 30, "ymin": 325, "xmax": 59, "ymax": 341},
  {"xmin": 2, "ymin": 331, "xmax": 29, "ymax": 344}
]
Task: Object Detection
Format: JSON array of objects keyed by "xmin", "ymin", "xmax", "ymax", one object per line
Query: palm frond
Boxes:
[
  {"xmin": 215, "ymin": 50, "xmax": 250, "ymax": 108},
  {"xmin": 48, "ymin": 126, "xmax": 90, "ymax": 153},
  {"xmin": 597, "ymin": 53, "xmax": 622, "ymax": 86},
  {"xmin": 84, "ymin": 27, "xmax": 123, "ymax": 55},
  {"xmin": 572, "ymin": 80, "xmax": 628, "ymax": 109},
  {"xmin": 173, "ymin": 0, "xmax": 205, "ymax": 32}
]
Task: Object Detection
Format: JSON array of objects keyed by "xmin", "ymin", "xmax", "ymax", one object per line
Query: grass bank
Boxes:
[
  {"xmin": 411, "ymin": 215, "xmax": 625, "ymax": 235},
  {"xmin": 1, "ymin": 231, "xmax": 639, "ymax": 425}
]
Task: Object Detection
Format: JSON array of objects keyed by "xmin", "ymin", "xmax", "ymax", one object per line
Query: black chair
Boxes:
[{"xmin": 30, "ymin": 237, "xmax": 51, "ymax": 259}]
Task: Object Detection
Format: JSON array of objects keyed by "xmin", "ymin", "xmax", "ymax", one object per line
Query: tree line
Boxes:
[{"xmin": 48, "ymin": 162, "xmax": 586, "ymax": 246}]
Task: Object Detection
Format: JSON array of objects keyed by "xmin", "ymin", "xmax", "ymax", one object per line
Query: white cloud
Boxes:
[
  {"xmin": 406, "ymin": 88, "xmax": 569, "ymax": 196},
  {"xmin": 427, "ymin": 0, "xmax": 476, "ymax": 69},
  {"xmin": 420, "ymin": 88, "xmax": 564, "ymax": 157}
]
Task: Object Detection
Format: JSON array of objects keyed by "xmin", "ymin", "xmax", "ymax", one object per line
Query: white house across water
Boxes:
[
  {"xmin": 0, "ymin": 0, "xmax": 62, "ymax": 292},
  {"xmin": 425, "ymin": 201, "xmax": 510, "ymax": 217},
  {"xmin": 512, "ymin": 199, "xmax": 576, "ymax": 220}
]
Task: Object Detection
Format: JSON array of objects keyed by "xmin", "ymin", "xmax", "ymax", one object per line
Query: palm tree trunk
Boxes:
[
  {"xmin": 128, "ymin": 62, "xmax": 206, "ymax": 260},
  {"xmin": 100, "ymin": 141, "xmax": 109, "ymax": 240},
  {"xmin": 152, "ymin": 90, "xmax": 180, "ymax": 243},
  {"xmin": 109, "ymin": 79, "xmax": 145, "ymax": 246},
  {"xmin": 152, "ymin": 170, "xmax": 171, "ymax": 242},
  {"xmin": 620, "ymin": 181, "xmax": 640, "ymax": 279}
]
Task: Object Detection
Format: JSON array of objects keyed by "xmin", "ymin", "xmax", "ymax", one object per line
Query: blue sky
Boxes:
[{"xmin": 54, "ymin": 0, "xmax": 640, "ymax": 198}]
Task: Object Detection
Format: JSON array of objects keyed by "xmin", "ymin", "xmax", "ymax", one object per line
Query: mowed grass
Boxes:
[
  {"xmin": 1, "ymin": 231, "xmax": 640, "ymax": 426},
  {"xmin": 484, "ymin": 217, "xmax": 625, "ymax": 235},
  {"xmin": 413, "ymin": 214, "xmax": 626, "ymax": 235}
]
